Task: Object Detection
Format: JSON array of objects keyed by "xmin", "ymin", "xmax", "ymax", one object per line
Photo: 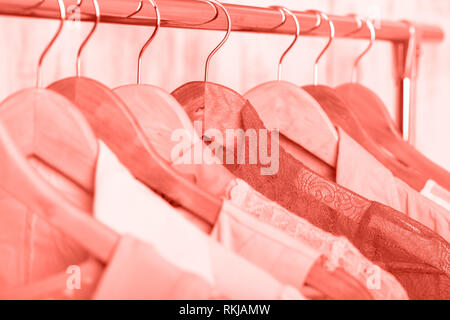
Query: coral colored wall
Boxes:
[{"xmin": 0, "ymin": 0, "xmax": 448, "ymax": 170}]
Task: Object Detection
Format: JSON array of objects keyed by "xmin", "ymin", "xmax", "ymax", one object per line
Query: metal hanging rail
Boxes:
[
  {"xmin": 0, "ymin": 0, "xmax": 445, "ymax": 142},
  {"xmin": 0, "ymin": 0, "xmax": 444, "ymax": 42}
]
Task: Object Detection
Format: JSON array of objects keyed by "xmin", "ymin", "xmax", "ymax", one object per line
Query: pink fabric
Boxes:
[
  {"xmin": 336, "ymin": 127, "xmax": 450, "ymax": 242},
  {"xmin": 0, "ymin": 140, "xmax": 305, "ymax": 300},
  {"xmin": 218, "ymin": 101, "xmax": 450, "ymax": 300},
  {"xmin": 0, "ymin": 159, "xmax": 89, "ymax": 289},
  {"xmin": 212, "ymin": 201, "xmax": 321, "ymax": 291},
  {"xmin": 241, "ymin": 88, "xmax": 449, "ymax": 245},
  {"xmin": 93, "ymin": 235, "xmax": 222, "ymax": 300},
  {"xmin": 93, "ymin": 141, "xmax": 305, "ymax": 300},
  {"xmin": 225, "ymin": 178, "xmax": 408, "ymax": 300},
  {"xmin": 421, "ymin": 180, "xmax": 450, "ymax": 211}
]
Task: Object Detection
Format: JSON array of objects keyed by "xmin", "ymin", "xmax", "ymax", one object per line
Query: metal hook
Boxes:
[
  {"xmin": 171, "ymin": 0, "xmax": 219, "ymax": 27},
  {"xmin": 352, "ymin": 17, "xmax": 375, "ymax": 83},
  {"xmin": 264, "ymin": 6, "xmax": 287, "ymax": 32},
  {"xmin": 263, "ymin": 7, "xmax": 287, "ymax": 31},
  {"xmin": 132, "ymin": 0, "xmax": 161, "ymax": 84},
  {"xmin": 342, "ymin": 14, "xmax": 363, "ymax": 38},
  {"xmin": 269, "ymin": 6, "xmax": 300, "ymax": 81},
  {"xmin": 36, "ymin": 0, "xmax": 66, "ymax": 88},
  {"xmin": 127, "ymin": 0, "xmax": 144, "ymax": 18},
  {"xmin": 274, "ymin": 7, "xmax": 287, "ymax": 30},
  {"xmin": 400, "ymin": 20, "xmax": 418, "ymax": 80},
  {"xmin": 128, "ymin": 0, "xmax": 219, "ymax": 27},
  {"xmin": 239, "ymin": 6, "xmax": 286, "ymax": 33},
  {"xmin": 302, "ymin": 10, "xmax": 322, "ymax": 34},
  {"xmin": 203, "ymin": 0, "xmax": 231, "ymax": 83},
  {"xmin": 76, "ymin": 0, "xmax": 100, "ymax": 77},
  {"xmin": 307, "ymin": 10, "xmax": 335, "ymax": 85},
  {"xmin": 398, "ymin": 20, "xmax": 418, "ymax": 142}
]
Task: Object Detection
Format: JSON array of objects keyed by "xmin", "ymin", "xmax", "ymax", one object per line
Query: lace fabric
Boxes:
[
  {"xmin": 222, "ymin": 101, "xmax": 450, "ymax": 300},
  {"xmin": 226, "ymin": 178, "xmax": 408, "ymax": 300}
]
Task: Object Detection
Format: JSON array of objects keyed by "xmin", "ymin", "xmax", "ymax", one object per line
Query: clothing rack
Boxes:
[{"xmin": 0, "ymin": 0, "xmax": 445, "ymax": 143}]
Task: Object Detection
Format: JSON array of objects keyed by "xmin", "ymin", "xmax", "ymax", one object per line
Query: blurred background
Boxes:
[{"xmin": 0, "ymin": 0, "xmax": 448, "ymax": 170}]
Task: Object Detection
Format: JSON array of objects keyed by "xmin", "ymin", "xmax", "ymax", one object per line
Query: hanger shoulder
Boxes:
[
  {"xmin": 0, "ymin": 88, "xmax": 98, "ymax": 192},
  {"xmin": 336, "ymin": 83, "xmax": 402, "ymax": 142},
  {"xmin": 244, "ymin": 81, "xmax": 338, "ymax": 167},
  {"xmin": 303, "ymin": 84, "xmax": 426, "ymax": 190},
  {"xmin": 113, "ymin": 84, "xmax": 194, "ymax": 160},
  {"xmin": 303, "ymin": 85, "xmax": 379, "ymax": 146},
  {"xmin": 115, "ymin": 84, "xmax": 235, "ymax": 200},
  {"xmin": 172, "ymin": 81, "xmax": 258, "ymax": 187},
  {"xmin": 49, "ymin": 78, "xmax": 222, "ymax": 226},
  {"xmin": 172, "ymin": 81, "xmax": 247, "ymax": 134},
  {"xmin": 336, "ymin": 83, "xmax": 450, "ymax": 188}
]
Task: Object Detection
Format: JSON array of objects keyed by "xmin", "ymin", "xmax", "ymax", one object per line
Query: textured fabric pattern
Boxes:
[
  {"xmin": 336, "ymin": 127, "xmax": 450, "ymax": 242},
  {"xmin": 222, "ymin": 101, "xmax": 450, "ymax": 300},
  {"xmin": 226, "ymin": 178, "xmax": 408, "ymax": 300}
]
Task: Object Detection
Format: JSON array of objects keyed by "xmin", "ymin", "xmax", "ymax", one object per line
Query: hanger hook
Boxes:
[
  {"xmin": 127, "ymin": 0, "xmax": 144, "ymax": 18},
  {"xmin": 400, "ymin": 20, "xmax": 417, "ymax": 80},
  {"xmin": 265, "ymin": 6, "xmax": 286, "ymax": 32},
  {"xmin": 76, "ymin": 0, "xmax": 100, "ymax": 77},
  {"xmin": 302, "ymin": 10, "xmax": 322, "ymax": 34},
  {"xmin": 171, "ymin": 1, "xmax": 219, "ymax": 28},
  {"xmin": 269, "ymin": 6, "xmax": 300, "ymax": 81},
  {"xmin": 352, "ymin": 17, "xmax": 375, "ymax": 83},
  {"xmin": 127, "ymin": 0, "xmax": 220, "ymax": 27},
  {"xmin": 272, "ymin": 7, "xmax": 287, "ymax": 30},
  {"xmin": 203, "ymin": 0, "xmax": 231, "ymax": 83},
  {"xmin": 342, "ymin": 13, "xmax": 363, "ymax": 38},
  {"xmin": 36, "ymin": 0, "xmax": 66, "ymax": 88},
  {"xmin": 307, "ymin": 10, "xmax": 335, "ymax": 85},
  {"xmin": 128, "ymin": 0, "xmax": 160, "ymax": 84}
]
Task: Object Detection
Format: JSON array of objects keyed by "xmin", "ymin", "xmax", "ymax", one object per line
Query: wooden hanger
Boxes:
[
  {"xmin": 0, "ymin": 94, "xmax": 119, "ymax": 260},
  {"xmin": 301, "ymin": 11, "xmax": 428, "ymax": 191},
  {"xmin": 335, "ymin": 18, "xmax": 450, "ymax": 190},
  {"xmin": 337, "ymin": 17, "xmax": 401, "ymax": 138},
  {"xmin": 0, "ymin": 0, "xmax": 119, "ymax": 299},
  {"xmin": 113, "ymin": 0, "xmax": 195, "ymax": 166},
  {"xmin": 243, "ymin": 7, "xmax": 339, "ymax": 171},
  {"xmin": 171, "ymin": 1, "xmax": 260, "ymax": 188},
  {"xmin": 112, "ymin": 0, "xmax": 234, "ymax": 201},
  {"xmin": 47, "ymin": 0, "xmax": 222, "ymax": 226}
]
